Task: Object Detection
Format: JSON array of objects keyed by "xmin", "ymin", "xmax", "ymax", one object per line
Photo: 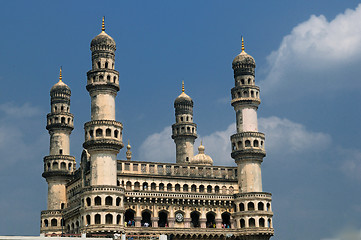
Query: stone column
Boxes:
[
  {"xmin": 215, "ymin": 219, "xmax": 222, "ymax": 228},
  {"xmin": 151, "ymin": 217, "xmax": 159, "ymax": 227},
  {"xmin": 200, "ymin": 218, "xmax": 206, "ymax": 228},
  {"xmin": 184, "ymin": 218, "xmax": 191, "ymax": 228},
  {"xmin": 134, "ymin": 216, "xmax": 141, "ymax": 227}
]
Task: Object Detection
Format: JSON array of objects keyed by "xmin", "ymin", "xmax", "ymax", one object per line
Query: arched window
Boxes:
[
  {"xmin": 240, "ymin": 219, "xmax": 245, "ymax": 228},
  {"xmin": 107, "ymin": 75, "xmax": 111, "ymax": 82},
  {"xmin": 61, "ymin": 117, "xmax": 65, "ymax": 123},
  {"xmin": 134, "ymin": 182, "xmax": 140, "ymax": 190},
  {"xmin": 106, "ymin": 214, "xmax": 113, "ymax": 224},
  {"xmin": 86, "ymin": 215, "xmax": 91, "ymax": 225},
  {"xmin": 259, "ymin": 218, "xmax": 265, "ymax": 227},
  {"xmin": 237, "ymin": 141, "xmax": 242, "ymax": 149},
  {"xmin": 248, "ymin": 202, "xmax": 255, "ymax": 211},
  {"xmin": 175, "ymin": 184, "xmax": 180, "ymax": 191},
  {"xmin": 126, "ymin": 181, "xmax": 131, "ymax": 190},
  {"xmin": 86, "ymin": 197, "xmax": 91, "ymax": 206},
  {"xmin": 52, "ymin": 162, "xmax": 58, "ymax": 169},
  {"xmin": 105, "ymin": 62, "xmax": 108, "ymax": 68},
  {"xmin": 215, "ymin": 186, "xmax": 220, "ymax": 193},
  {"xmin": 254, "ymin": 140, "xmax": 259, "ymax": 147},
  {"xmin": 97, "ymin": 62, "xmax": 101, "ymax": 68},
  {"xmin": 113, "ymin": 76, "xmax": 116, "ymax": 83},
  {"xmin": 96, "ymin": 128, "xmax": 103, "ymax": 137},
  {"xmin": 105, "ymin": 196, "xmax": 113, "ymax": 206},
  {"xmin": 241, "ymin": 79, "xmax": 244, "ymax": 84},
  {"xmin": 249, "ymin": 218, "xmax": 255, "ymax": 227},
  {"xmin": 199, "ymin": 185, "xmax": 204, "ymax": 193},
  {"xmin": 61, "ymin": 203, "xmax": 65, "ymax": 209},
  {"xmin": 95, "ymin": 214, "xmax": 101, "ymax": 224},
  {"xmin": 207, "ymin": 185, "xmax": 212, "ymax": 193},
  {"xmin": 68, "ymin": 163, "xmax": 72, "ymax": 171},
  {"xmin": 258, "ymin": 202, "xmax": 264, "ymax": 211},
  {"xmin": 94, "ymin": 196, "xmax": 101, "ymax": 206},
  {"xmin": 167, "ymin": 183, "xmax": 172, "ymax": 191},
  {"xmin": 239, "ymin": 203, "xmax": 245, "ymax": 211},
  {"xmin": 191, "ymin": 184, "xmax": 197, "ymax": 192},
  {"xmin": 206, "ymin": 212, "xmax": 216, "ymax": 228},
  {"xmin": 44, "ymin": 219, "xmax": 49, "ymax": 227},
  {"xmin": 191, "ymin": 211, "xmax": 200, "ymax": 228},
  {"xmin": 159, "ymin": 183, "xmax": 164, "ymax": 191},
  {"xmin": 60, "ymin": 162, "xmax": 66, "ymax": 170},
  {"xmin": 183, "ymin": 184, "xmax": 189, "ymax": 192},
  {"xmin": 141, "ymin": 211, "xmax": 152, "ymax": 227},
  {"xmin": 268, "ymin": 218, "xmax": 272, "ymax": 228},
  {"xmin": 143, "ymin": 182, "xmax": 148, "ymax": 190},
  {"xmin": 245, "ymin": 140, "xmax": 251, "ymax": 147},
  {"xmin": 248, "ymin": 78, "xmax": 251, "ymax": 84},
  {"xmin": 221, "ymin": 212, "xmax": 231, "ymax": 228},
  {"xmin": 158, "ymin": 211, "xmax": 168, "ymax": 227},
  {"xmin": 117, "ymin": 215, "xmax": 121, "ymax": 225},
  {"xmin": 267, "ymin": 203, "xmax": 270, "ymax": 211},
  {"xmin": 114, "ymin": 130, "xmax": 119, "ymax": 138},
  {"xmin": 125, "ymin": 209, "xmax": 135, "ymax": 226},
  {"xmin": 151, "ymin": 182, "xmax": 156, "ymax": 190},
  {"xmin": 116, "ymin": 197, "xmax": 121, "ymax": 206},
  {"xmin": 106, "ymin": 128, "xmax": 111, "ymax": 136},
  {"xmin": 51, "ymin": 219, "xmax": 57, "ymax": 227}
]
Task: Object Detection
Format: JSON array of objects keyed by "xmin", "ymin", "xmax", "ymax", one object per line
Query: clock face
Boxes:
[{"xmin": 175, "ymin": 212, "xmax": 184, "ymax": 222}]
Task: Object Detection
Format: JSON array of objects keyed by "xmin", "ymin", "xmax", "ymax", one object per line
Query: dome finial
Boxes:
[
  {"xmin": 102, "ymin": 16, "xmax": 105, "ymax": 32},
  {"xmin": 59, "ymin": 67, "xmax": 62, "ymax": 82},
  {"xmin": 241, "ymin": 36, "xmax": 245, "ymax": 52},
  {"xmin": 182, "ymin": 81, "xmax": 185, "ymax": 93}
]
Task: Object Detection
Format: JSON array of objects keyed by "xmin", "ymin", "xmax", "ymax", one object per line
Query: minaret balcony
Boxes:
[
  {"xmin": 83, "ymin": 120, "xmax": 123, "ymax": 151},
  {"xmin": 231, "ymin": 132, "xmax": 266, "ymax": 158},
  {"xmin": 171, "ymin": 123, "xmax": 197, "ymax": 139},
  {"xmin": 46, "ymin": 113, "xmax": 74, "ymax": 130},
  {"xmin": 42, "ymin": 155, "xmax": 76, "ymax": 178},
  {"xmin": 231, "ymin": 86, "xmax": 261, "ymax": 107}
]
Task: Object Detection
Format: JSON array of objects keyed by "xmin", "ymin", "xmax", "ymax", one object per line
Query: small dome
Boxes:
[
  {"xmin": 51, "ymin": 68, "xmax": 70, "ymax": 92},
  {"xmin": 174, "ymin": 81, "xmax": 193, "ymax": 105},
  {"xmin": 174, "ymin": 92, "xmax": 192, "ymax": 104},
  {"xmin": 90, "ymin": 31, "xmax": 116, "ymax": 49},
  {"xmin": 232, "ymin": 51, "xmax": 255, "ymax": 66},
  {"xmin": 232, "ymin": 37, "xmax": 255, "ymax": 68},
  {"xmin": 190, "ymin": 143, "xmax": 213, "ymax": 166},
  {"xmin": 50, "ymin": 80, "xmax": 70, "ymax": 92}
]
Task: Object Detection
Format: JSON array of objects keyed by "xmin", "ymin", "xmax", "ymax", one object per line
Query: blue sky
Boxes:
[{"xmin": 0, "ymin": 1, "xmax": 361, "ymax": 240}]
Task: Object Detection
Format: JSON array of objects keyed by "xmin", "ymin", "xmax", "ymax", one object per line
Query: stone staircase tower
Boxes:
[
  {"xmin": 81, "ymin": 17, "xmax": 125, "ymax": 233},
  {"xmin": 230, "ymin": 38, "xmax": 274, "ymax": 238},
  {"xmin": 41, "ymin": 68, "xmax": 76, "ymax": 234},
  {"xmin": 172, "ymin": 82, "xmax": 198, "ymax": 164}
]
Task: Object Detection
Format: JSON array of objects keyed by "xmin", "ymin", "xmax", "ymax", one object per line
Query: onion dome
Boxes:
[
  {"xmin": 50, "ymin": 68, "xmax": 70, "ymax": 92},
  {"xmin": 90, "ymin": 17, "xmax": 116, "ymax": 50},
  {"xmin": 232, "ymin": 37, "xmax": 255, "ymax": 69},
  {"xmin": 190, "ymin": 142, "xmax": 213, "ymax": 166},
  {"xmin": 174, "ymin": 81, "xmax": 193, "ymax": 104}
]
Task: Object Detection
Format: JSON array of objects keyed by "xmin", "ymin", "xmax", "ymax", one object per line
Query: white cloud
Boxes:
[
  {"xmin": 0, "ymin": 102, "xmax": 47, "ymax": 170},
  {"xmin": 138, "ymin": 116, "xmax": 331, "ymax": 165},
  {"xmin": 321, "ymin": 227, "xmax": 361, "ymax": 240},
  {"xmin": 339, "ymin": 148, "xmax": 361, "ymax": 180},
  {"xmin": 259, "ymin": 116, "xmax": 332, "ymax": 157},
  {"xmin": 260, "ymin": 4, "xmax": 361, "ymax": 99}
]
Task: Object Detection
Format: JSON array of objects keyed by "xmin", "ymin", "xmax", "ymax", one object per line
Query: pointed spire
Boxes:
[
  {"xmin": 126, "ymin": 140, "xmax": 132, "ymax": 160},
  {"xmin": 59, "ymin": 67, "xmax": 62, "ymax": 82},
  {"xmin": 241, "ymin": 36, "xmax": 245, "ymax": 52},
  {"xmin": 182, "ymin": 81, "xmax": 185, "ymax": 93},
  {"xmin": 101, "ymin": 16, "xmax": 105, "ymax": 32}
]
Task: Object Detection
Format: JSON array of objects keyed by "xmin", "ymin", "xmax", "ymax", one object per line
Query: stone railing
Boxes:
[
  {"xmin": 117, "ymin": 160, "xmax": 237, "ymax": 180},
  {"xmin": 125, "ymin": 191, "xmax": 234, "ymax": 200}
]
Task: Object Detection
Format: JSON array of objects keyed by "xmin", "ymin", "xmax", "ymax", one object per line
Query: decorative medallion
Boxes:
[{"xmin": 175, "ymin": 212, "xmax": 184, "ymax": 222}]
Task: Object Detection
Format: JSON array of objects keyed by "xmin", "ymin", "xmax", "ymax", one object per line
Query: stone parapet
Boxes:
[{"xmin": 171, "ymin": 122, "xmax": 197, "ymax": 139}]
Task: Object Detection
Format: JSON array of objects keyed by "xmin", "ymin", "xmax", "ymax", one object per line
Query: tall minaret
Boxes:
[
  {"xmin": 172, "ymin": 82, "xmax": 197, "ymax": 163},
  {"xmin": 41, "ymin": 68, "xmax": 76, "ymax": 233},
  {"xmin": 83, "ymin": 17, "xmax": 123, "ymax": 186},
  {"xmin": 230, "ymin": 38, "xmax": 273, "ymax": 235}
]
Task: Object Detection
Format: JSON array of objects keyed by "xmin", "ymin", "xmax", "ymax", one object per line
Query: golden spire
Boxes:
[
  {"xmin": 201, "ymin": 140, "xmax": 203, "ymax": 145},
  {"xmin": 241, "ymin": 36, "xmax": 245, "ymax": 52},
  {"xmin": 59, "ymin": 67, "xmax": 62, "ymax": 82},
  {"xmin": 102, "ymin": 16, "xmax": 105, "ymax": 32},
  {"xmin": 182, "ymin": 81, "xmax": 185, "ymax": 93}
]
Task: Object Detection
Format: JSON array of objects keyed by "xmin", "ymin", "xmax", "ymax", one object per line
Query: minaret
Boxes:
[
  {"xmin": 41, "ymin": 68, "xmax": 76, "ymax": 233},
  {"xmin": 230, "ymin": 38, "xmax": 273, "ymax": 236},
  {"xmin": 83, "ymin": 17, "xmax": 123, "ymax": 186},
  {"xmin": 172, "ymin": 82, "xmax": 197, "ymax": 163}
]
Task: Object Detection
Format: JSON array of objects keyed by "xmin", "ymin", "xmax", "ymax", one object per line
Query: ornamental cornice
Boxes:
[
  {"xmin": 171, "ymin": 133, "xmax": 197, "ymax": 140},
  {"xmin": 46, "ymin": 123, "xmax": 74, "ymax": 131},
  {"xmin": 232, "ymin": 150, "xmax": 266, "ymax": 159},
  {"xmin": 42, "ymin": 170, "xmax": 73, "ymax": 178},
  {"xmin": 86, "ymin": 83, "xmax": 120, "ymax": 93},
  {"xmin": 83, "ymin": 139, "xmax": 123, "ymax": 151},
  {"xmin": 231, "ymin": 132, "xmax": 265, "ymax": 139},
  {"xmin": 44, "ymin": 155, "xmax": 75, "ymax": 162},
  {"xmin": 84, "ymin": 120, "xmax": 123, "ymax": 128},
  {"xmin": 232, "ymin": 85, "xmax": 260, "ymax": 91},
  {"xmin": 87, "ymin": 69, "xmax": 119, "ymax": 76},
  {"xmin": 231, "ymin": 98, "xmax": 261, "ymax": 107},
  {"xmin": 47, "ymin": 112, "xmax": 74, "ymax": 118},
  {"xmin": 234, "ymin": 192, "xmax": 272, "ymax": 199}
]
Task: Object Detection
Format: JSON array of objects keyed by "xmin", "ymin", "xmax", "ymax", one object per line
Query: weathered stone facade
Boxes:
[{"xmin": 40, "ymin": 21, "xmax": 274, "ymax": 239}]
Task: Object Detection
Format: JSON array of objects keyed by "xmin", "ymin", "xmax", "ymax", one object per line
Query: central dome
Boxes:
[
  {"xmin": 90, "ymin": 17, "xmax": 116, "ymax": 50},
  {"xmin": 190, "ymin": 143, "xmax": 213, "ymax": 166}
]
